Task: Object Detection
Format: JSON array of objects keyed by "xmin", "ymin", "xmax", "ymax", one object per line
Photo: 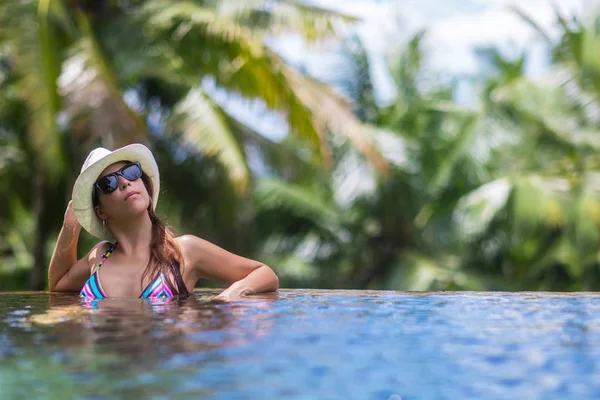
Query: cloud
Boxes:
[
  {"xmin": 311, "ymin": 0, "xmax": 583, "ymax": 75},
  {"xmin": 300, "ymin": 0, "xmax": 584, "ymax": 105},
  {"xmin": 425, "ymin": 0, "xmax": 583, "ymax": 74}
]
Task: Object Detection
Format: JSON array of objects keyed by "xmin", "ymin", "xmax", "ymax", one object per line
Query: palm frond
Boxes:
[
  {"xmin": 565, "ymin": 172, "xmax": 600, "ymax": 269},
  {"xmin": 73, "ymin": 10, "xmax": 148, "ymax": 145},
  {"xmin": 139, "ymin": 1, "xmax": 329, "ymax": 163},
  {"xmin": 332, "ymin": 35, "xmax": 379, "ymax": 123},
  {"xmin": 217, "ymin": 0, "xmax": 357, "ymax": 42},
  {"xmin": 258, "ymin": 252, "xmax": 319, "ymax": 282},
  {"xmin": 386, "ymin": 251, "xmax": 494, "ymax": 291},
  {"xmin": 512, "ymin": 175, "xmax": 569, "ymax": 229},
  {"xmin": 428, "ymin": 113, "xmax": 480, "ymax": 195},
  {"xmin": 0, "ymin": 0, "xmax": 66, "ymax": 180},
  {"xmin": 491, "ymin": 78, "xmax": 600, "ymax": 153},
  {"xmin": 225, "ymin": 114, "xmax": 323, "ymax": 184},
  {"xmin": 168, "ymin": 88, "xmax": 249, "ymax": 193},
  {"xmin": 581, "ymin": 12, "xmax": 600, "ymax": 94},
  {"xmin": 388, "ymin": 30, "xmax": 426, "ymax": 102},
  {"xmin": 255, "ymin": 178, "xmax": 347, "ymax": 239},
  {"xmin": 138, "ymin": 1, "xmax": 388, "ymax": 174},
  {"xmin": 280, "ymin": 61, "xmax": 389, "ymax": 174},
  {"xmin": 510, "ymin": 6, "xmax": 552, "ymax": 44},
  {"xmin": 453, "ymin": 178, "xmax": 513, "ymax": 239}
]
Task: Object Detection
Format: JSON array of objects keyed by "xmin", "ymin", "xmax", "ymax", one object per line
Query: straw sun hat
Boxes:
[{"xmin": 72, "ymin": 143, "xmax": 160, "ymax": 240}]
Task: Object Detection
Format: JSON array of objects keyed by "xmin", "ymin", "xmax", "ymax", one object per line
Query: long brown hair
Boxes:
[
  {"xmin": 93, "ymin": 163, "xmax": 190, "ymax": 296},
  {"xmin": 140, "ymin": 172, "xmax": 190, "ymax": 296}
]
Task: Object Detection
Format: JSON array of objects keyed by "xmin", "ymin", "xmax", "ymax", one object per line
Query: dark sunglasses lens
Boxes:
[
  {"xmin": 97, "ymin": 175, "xmax": 118, "ymax": 193},
  {"xmin": 122, "ymin": 163, "xmax": 142, "ymax": 181}
]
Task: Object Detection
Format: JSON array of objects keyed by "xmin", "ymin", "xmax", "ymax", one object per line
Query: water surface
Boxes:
[{"xmin": 1, "ymin": 289, "xmax": 600, "ymax": 399}]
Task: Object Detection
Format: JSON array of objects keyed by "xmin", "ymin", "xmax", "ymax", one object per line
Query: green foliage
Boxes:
[{"xmin": 1, "ymin": 2, "xmax": 599, "ymax": 292}]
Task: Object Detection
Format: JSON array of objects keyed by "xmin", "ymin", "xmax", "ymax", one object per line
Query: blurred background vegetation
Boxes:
[{"xmin": 1, "ymin": 0, "xmax": 599, "ymax": 292}]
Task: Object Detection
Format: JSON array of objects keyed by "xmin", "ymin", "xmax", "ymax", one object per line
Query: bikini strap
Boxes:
[{"xmin": 93, "ymin": 242, "xmax": 118, "ymax": 273}]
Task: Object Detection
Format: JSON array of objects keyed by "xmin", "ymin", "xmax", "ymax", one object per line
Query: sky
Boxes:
[
  {"xmin": 289, "ymin": 0, "xmax": 585, "ymax": 103},
  {"xmin": 207, "ymin": 0, "xmax": 588, "ymax": 141},
  {"xmin": 307, "ymin": 0, "xmax": 585, "ymax": 74}
]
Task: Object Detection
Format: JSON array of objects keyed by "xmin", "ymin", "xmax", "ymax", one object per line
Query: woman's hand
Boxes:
[
  {"xmin": 64, "ymin": 200, "xmax": 81, "ymax": 230},
  {"xmin": 212, "ymin": 281, "xmax": 251, "ymax": 301}
]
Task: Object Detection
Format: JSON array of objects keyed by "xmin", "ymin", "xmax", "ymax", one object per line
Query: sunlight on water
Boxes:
[{"xmin": 1, "ymin": 289, "xmax": 600, "ymax": 399}]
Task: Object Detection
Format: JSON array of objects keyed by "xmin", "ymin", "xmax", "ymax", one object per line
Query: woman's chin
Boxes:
[{"xmin": 112, "ymin": 206, "xmax": 150, "ymax": 220}]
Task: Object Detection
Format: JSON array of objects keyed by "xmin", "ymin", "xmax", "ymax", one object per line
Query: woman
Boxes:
[{"xmin": 48, "ymin": 143, "xmax": 279, "ymax": 300}]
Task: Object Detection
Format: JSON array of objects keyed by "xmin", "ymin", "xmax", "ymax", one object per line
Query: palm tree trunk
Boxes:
[
  {"xmin": 358, "ymin": 236, "xmax": 399, "ymax": 289},
  {"xmin": 29, "ymin": 162, "xmax": 47, "ymax": 291}
]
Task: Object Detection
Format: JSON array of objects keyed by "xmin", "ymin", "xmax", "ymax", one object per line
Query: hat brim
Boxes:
[{"xmin": 72, "ymin": 144, "xmax": 160, "ymax": 240}]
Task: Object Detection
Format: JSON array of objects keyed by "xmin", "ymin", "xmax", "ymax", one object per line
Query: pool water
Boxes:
[{"xmin": 1, "ymin": 289, "xmax": 600, "ymax": 399}]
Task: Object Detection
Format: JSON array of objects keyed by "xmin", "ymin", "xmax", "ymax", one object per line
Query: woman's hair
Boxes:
[
  {"xmin": 93, "ymin": 162, "xmax": 190, "ymax": 296},
  {"xmin": 140, "ymin": 172, "xmax": 190, "ymax": 296}
]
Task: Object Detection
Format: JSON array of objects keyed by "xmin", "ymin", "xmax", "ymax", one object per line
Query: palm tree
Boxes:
[
  {"xmin": 452, "ymin": 7, "xmax": 600, "ymax": 290},
  {"xmin": 0, "ymin": 0, "xmax": 70, "ymax": 289},
  {"xmin": 59, "ymin": 0, "xmax": 387, "ymax": 188},
  {"xmin": 250, "ymin": 32, "xmax": 483, "ymax": 290},
  {"xmin": 253, "ymin": 18, "xmax": 600, "ymax": 292},
  {"xmin": 0, "ymin": 0, "xmax": 388, "ymax": 290}
]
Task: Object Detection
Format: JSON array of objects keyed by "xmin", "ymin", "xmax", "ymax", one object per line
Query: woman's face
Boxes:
[{"xmin": 94, "ymin": 161, "xmax": 151, "ymax": 221}]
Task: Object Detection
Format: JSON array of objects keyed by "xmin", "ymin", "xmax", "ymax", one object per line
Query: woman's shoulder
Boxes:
[
  {"xmin": 176, "ymin": 234, "xmax": 218, "ymax": 251},
  {"xmin": 87, "ymin": 240, "xmax": 114, "ymax": 261},
  {"xmin": 80, "ymin": 240, "xmax": 114, "ymax": 274},
  {"xmin": 175, "ymin": 234, "xmax": 201, "ymax": 252},
  {"xmin": 93, "ymin": 240, "xmax": 114, "ymax": 251},
  {"xmin": 175, "ymin": 234, "xmax": 214, "ymax": 264}
]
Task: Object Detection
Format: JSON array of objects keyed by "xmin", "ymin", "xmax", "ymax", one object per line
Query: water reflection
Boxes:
[
  {"xmin": 29, "ymin": 291, "xmax": 277, "ymax": 358},
  {"xmin": 3, "ymin": 290, "xmax": 600, "ymax": 399},
  {"xmin": 0, "ymin": 291, "xmax": 278, "ymax": 399}
]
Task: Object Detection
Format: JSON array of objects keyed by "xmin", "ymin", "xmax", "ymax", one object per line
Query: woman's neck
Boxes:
[{"xmin": 107, "ymin": 213, "xmax": 154, "ymax": 256}]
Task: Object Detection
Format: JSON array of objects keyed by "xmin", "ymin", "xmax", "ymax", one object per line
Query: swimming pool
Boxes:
[{"xmin": 1, "ymin": 289, "xmax": 599, "ymax": 399}]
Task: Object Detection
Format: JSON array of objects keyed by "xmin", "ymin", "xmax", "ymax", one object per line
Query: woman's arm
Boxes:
[
  {"xmin": 178, "ymin": 234, "xmax": 279, "ymax": 298},
  {"xmin": 48, "ymin": 201, "xmax": 105, "ymax": 292}
]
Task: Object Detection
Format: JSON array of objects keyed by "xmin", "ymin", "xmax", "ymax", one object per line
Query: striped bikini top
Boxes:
[{"xmin": 79, "ymin": 242, "xmax": 175, "ymax": 300}]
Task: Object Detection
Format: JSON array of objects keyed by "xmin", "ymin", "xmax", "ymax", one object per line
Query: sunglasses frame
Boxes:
[{"xmin": 93, "ymin": 161, "xmax": 143, "ymax": 196}]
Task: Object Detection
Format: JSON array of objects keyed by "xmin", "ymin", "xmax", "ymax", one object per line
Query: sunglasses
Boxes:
[{"xmin": 94, "ymin": 161, "xmax": 143, "ymax": 195}]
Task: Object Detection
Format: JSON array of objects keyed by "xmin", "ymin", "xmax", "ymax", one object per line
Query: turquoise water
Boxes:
[{"xmin": 1, "ymin": 289, "xmax": 600, "ymax": 399}]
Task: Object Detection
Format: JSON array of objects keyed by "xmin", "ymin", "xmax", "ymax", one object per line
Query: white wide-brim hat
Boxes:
[{"xmin": 72, "ymin": 143, "xmax": 160, "ymax": 240}]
